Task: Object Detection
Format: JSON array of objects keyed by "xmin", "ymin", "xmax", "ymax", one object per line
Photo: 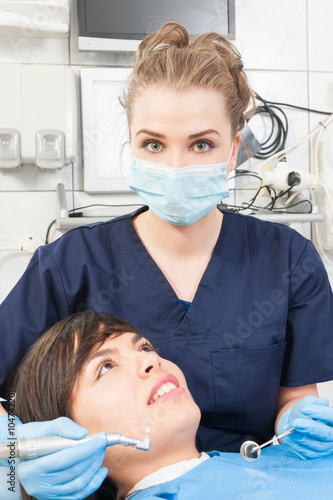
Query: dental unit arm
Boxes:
[{"xmin": 0, "ymin": 429, "xmax": 151, "ymax": 460}]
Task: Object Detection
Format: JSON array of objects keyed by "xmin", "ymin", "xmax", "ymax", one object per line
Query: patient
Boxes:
[{"xmin": 9, "ymin": 312, "xmax": 333, "ymax": 500}]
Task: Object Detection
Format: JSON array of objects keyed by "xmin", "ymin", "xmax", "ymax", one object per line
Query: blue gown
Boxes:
[
  {"xmin": 130, "ymin": 446, "xmax": 333, "ymax": 499},
  {"xmin": 0, "ymin": 207, "xmax": 333, "ymax": 452}
]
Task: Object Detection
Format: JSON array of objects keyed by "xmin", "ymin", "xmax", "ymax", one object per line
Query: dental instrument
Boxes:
[
  {"xmin": 240, "ymin": 428, "xmax": 295, "ymax": 462},
  {"xmin": 0, "ymin": 427, "xmax": 150, "ymax": 461}
]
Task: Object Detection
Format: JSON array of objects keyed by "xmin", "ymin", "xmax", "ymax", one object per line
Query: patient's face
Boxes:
[{"xmin": 71, "ymin": 332, "xmax": 200, "ymax": 465}]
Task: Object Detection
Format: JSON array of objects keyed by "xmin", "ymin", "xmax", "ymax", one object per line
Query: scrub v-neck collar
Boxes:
[{"xmin": 117, "ymin": 207, "xmax": 235, "ymax": 337}]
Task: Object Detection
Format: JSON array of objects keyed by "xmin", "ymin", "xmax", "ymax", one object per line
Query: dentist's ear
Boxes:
[{"xmin": 228, "ymin": 133, "xmax": 241, "ymax": 174}]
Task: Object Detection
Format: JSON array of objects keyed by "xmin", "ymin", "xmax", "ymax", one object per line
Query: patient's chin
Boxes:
[
  {"xmin": 152, "ymin": 398, "xmax": 201, "ymax": 446},
  {"xmin": 176, "ymin": 400, "xmax": 201, "ymax": 432}
]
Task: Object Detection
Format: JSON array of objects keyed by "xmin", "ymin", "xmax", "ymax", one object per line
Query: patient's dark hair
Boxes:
[{"xmin": 10, "ymin": 311, "xmax": 141, "ymax": 500}]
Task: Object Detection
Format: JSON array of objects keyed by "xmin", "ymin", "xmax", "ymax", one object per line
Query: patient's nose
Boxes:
[{"xmin": 137, "ymin": 351, "xmax": 161, "ymax": 378}]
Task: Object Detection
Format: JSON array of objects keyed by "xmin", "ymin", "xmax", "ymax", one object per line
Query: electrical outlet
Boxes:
[
  {"xmin": 262, "ymin": 162, "xmax": 318, "ymax": 192},
  {"xmin": 17, "ymin": 235, "xmax": 44, "ymax": 263}
]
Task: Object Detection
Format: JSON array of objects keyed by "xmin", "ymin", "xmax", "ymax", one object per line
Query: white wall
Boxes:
[
  {"xmin": 235, "ymin": 0, "xmax": 333, "ymax": 402},
  {"xmin": 0, "ymin": 0, "xmax": 332, "ymax": 400}
]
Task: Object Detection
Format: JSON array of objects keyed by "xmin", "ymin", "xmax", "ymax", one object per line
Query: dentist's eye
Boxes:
[
  {"xmin": 142, "ymin": 140, "xmax": 164, "ymax": 152},
  {"xmin": 190, "ymin": 140, "xmax": 215, "ymax": 152}
]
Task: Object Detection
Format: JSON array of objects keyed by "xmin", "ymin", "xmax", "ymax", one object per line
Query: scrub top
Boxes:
[
  {"xmin": 0, "ymin": 207, "xmax": 333, "ymax": 452},
  {"xmin": 129, "ymin": 446, "xmax": 333, "ymax": 499}
]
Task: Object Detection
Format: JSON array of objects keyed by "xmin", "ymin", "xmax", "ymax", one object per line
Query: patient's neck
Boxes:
[{"xmin": 113, "ymin": 442, "xmax": 200, "ymax": 499}]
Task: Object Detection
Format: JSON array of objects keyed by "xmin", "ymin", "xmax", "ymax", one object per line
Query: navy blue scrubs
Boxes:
[{"xmin": 1, "ymin": 207, "xmax": 333, "ymax": 452}]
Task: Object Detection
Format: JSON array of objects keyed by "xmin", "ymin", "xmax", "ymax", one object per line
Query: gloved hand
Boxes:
[
  {"xmin": 1, "ymin": 415, "xmax": 108, "ymax": 499},
  {"xmin": 277, "ymin": 396, "xmax": 333, "ymax": 459}
]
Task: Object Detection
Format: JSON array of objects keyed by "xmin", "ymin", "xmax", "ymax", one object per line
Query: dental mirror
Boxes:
[
  {"xmin": 240, "ymin": 440, "xmax": 261, "ymax": 462},
  {"xmin": 240, "ymin": 428, "xmax": 295, "ymax": 462}
]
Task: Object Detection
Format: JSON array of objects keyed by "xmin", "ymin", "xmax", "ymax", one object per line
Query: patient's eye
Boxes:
[
  {"xmin": 98, "ymin": 359, "xmax": 115, "ymax": 377},
  {"xmin": 139, "ymin": 341, "xmax": 156, "ymax": 353}
]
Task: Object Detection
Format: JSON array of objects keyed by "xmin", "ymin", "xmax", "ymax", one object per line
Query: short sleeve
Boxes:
[{"xmin": 281, "ymin": 239, "xmax": 333, "ymax": 386}]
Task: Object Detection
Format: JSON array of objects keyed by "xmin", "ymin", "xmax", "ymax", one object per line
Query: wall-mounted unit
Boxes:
[
  {"xmin": 0, "ymin": 0, "xmax": 70, "ymax": 38},
  {"xmin": 78, "ymin": 0, "xmax": 235, "ymax": 52},
  {"xmin": 81, "ymin": 67, "xmax": 132, "ymax": 192},
  {"xmin": 0, "ymin": 64, "xmax": 77, "ymax": 168},
  {"xmin": 0, "ymin": 128, "xmax": 21, "ymax": 169}
]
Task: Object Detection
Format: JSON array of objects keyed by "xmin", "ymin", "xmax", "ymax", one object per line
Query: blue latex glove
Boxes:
[
  {"xmin": 277, "ymin": 396, "xmax": 333, "ymax": 459},
  {"xmin": 0, "ymin": 415, "xmax": 108, "ymax": 499}
]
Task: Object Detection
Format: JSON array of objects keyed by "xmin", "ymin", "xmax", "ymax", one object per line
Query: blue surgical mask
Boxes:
[{"xmin": 129, "ymin": 146, "xmax": 233, "ymax": 226}]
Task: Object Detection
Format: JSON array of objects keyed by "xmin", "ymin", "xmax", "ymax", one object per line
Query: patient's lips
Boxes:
[{"xmin": 148, "ymin": 374, "xmax": 185, "ymax": 405}]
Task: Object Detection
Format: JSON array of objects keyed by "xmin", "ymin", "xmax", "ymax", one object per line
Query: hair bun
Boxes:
[
  {"xmin": 137, "ymin": 22, "xmax": 190, "ymax": 62},
  {"xmin": 122, "ymin": 22, "xmax": 256, "ymax": 135}
]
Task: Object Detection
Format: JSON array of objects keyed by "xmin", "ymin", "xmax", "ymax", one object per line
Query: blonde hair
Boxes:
[{"xmin": 121, "ymin": 22, "xmax": 256, "ymax": 137}]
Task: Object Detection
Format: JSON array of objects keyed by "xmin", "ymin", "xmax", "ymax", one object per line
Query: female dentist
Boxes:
[{"xmin": 1, "ymin": 22, "xmax": 333, "ymax": 495}]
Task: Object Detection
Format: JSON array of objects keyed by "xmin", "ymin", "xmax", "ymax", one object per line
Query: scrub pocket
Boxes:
[{"xmin": 210, "ymin": 342, "xmax": 286, "ymax": 430}]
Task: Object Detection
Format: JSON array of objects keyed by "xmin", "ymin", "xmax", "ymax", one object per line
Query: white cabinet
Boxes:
[{"xmin": 0, "ymin": 0, "xmax": 70, "ymax": 37}]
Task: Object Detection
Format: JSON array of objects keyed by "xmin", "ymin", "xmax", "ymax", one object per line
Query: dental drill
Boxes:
[{"xmin": 0, "ymin": 428, "xmax": 151, "ymax": 461}]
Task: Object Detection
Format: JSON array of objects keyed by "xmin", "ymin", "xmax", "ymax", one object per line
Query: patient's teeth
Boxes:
[{"xmin": 149, "ymin": 380, "xmax": 179, "ymax": 404}]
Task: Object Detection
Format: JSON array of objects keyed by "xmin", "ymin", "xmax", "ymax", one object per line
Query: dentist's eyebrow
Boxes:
[
  {"xmin": 188, "ymin": 129, "xmax": 220, "ymax": 139},
  {"xmin": 135, "ymin": 129, "xmax": 220, "ymax": 140},
  {"xmin": 135, "ymin": 129, "xmax": 166, "ymax": 139}
]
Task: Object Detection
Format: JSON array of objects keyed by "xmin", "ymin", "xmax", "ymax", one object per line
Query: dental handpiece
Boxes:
[{"xmin": 0, "ymin": 428, "xmax": 151, "ymax": 461}]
